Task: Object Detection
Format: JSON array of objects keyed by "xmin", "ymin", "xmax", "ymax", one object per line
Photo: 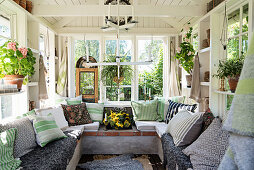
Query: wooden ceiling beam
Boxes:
[{"xmin": 32, "ymin": 4, "xmax": 206, "ymax": 17}]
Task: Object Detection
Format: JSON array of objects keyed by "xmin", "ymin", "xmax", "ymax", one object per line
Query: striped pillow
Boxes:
[
  {"xmin": 165, "ymin": 110, "xmax": 203, "ymax": 146},
  {"xmin": 165, "ymin": 100, "xmax": 197, "ymax": 123},
  {"xmin": 30, "ymin": 114, "xmax": 67, "ymax": 147},
  {"xmin": 131, "ymin": 100, "xmax": 160, "ymax": 121},
  {"xmin": 86, "ymin": 103, "xmax": 104, "ymax": 123},
  {"xmin": 0, "ymin": 128, "xmax": 21, "ymax": 170}
]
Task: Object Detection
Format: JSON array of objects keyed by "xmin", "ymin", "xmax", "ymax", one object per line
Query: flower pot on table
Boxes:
[
  {"xmin": 3, "ymin": 75, "xmax": 24, "ymax": 90},
  {"xmin": 228, "ymin": 75, "xmax": 240, "ymax": 93}
]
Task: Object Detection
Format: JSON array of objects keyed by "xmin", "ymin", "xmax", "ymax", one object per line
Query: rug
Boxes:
[{"xmin": 77, "ymin": 154, "xmax": 144, "ymax": 170}]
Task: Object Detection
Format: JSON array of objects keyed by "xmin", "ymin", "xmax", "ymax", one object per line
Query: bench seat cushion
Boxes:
[
  {"xmin": 155, "ymin": 123, "xmax": 168, "ymax": 138},
  {"xmin": 20, "ymin": 132, "xmax": 77, "ymax": 170},
  {"xmin": 135, "ymin": 121, "xmax": 165, "ymax": 131}
]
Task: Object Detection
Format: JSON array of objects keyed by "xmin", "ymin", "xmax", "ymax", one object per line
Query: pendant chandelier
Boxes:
[{"xmin": 220, "ymin": 1, "xmax": 228, "ymax": 50}]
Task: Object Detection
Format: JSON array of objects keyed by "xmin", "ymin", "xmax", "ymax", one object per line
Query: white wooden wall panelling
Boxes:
[
  {"xmin": 68, "ymin": 36, "xmax": 75, "ymax": 98},
  {"xmin": 32, "ymin": 5, "xmax": 205, "ymax": 17}
]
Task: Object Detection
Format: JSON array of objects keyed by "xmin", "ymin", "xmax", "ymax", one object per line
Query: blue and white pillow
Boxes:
[{"xmin": 165, "ymin": 100, "xmax": 197, "ymax": 124}]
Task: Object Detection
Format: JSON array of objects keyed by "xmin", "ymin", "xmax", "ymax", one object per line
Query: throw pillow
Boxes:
[
  {"xmin": 0, "ymin": 128, "xmax": 21, "ymax": 169},
  {"xmin": 55, "ymin": 93, "xmax": 67, "ymax": 106},
  {"xmin": 86, "ymin": 103, "xmax": 104, "ymax": 123},
  {"xmin": 66, "ymin": 95, "xmax": 82, "ymax": 105},
  {"xmin": 30, "ymin": 114, "xmax": 67, "ymax": 147},
  {"xmin": 165, "ymin": 110, "xmax": 203, "ymax": 146},
  {"xmin": 61, "ymin": 103, "xmax": 93, "ymax": 126},
  {"xmin": 165, "ymin": 100, "xmax": 197, "ymax": 123},
  {"xmin": 0, "ymin": 117, "xmax": 37, "ymax": 158},
  {"xmin": 201, "ymin": 108, "xmax": 215, "ymax": 133},
  {"xmin": 36, "ymin": 107, "xmax": 68, "ymax": 129},
  {"xmin": 131, "ymin": 100, "xmax": 160, "ymax": 121},
  {"xmin": 183, "ymin": 118, "xmax": 229, "ymax": 170},
  {"xmin": 156, "ymin": 96, "xmax": 186, "ymax": 121},
  {"xmin": 16, "ymin": 109, "xmax": 36, "ymax": 119}
]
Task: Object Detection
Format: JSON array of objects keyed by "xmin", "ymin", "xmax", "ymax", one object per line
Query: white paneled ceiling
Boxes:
[{"xmin": 30, "ymin": 0, "xmax": 209, "ymax": 34}]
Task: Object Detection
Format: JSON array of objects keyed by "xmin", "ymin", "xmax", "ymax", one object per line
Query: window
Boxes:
[
  {"xmin": 226, "ymin": 3, "xmax": 249, "ymax": 110},
  {"xmin": 105, "ymin": 40, "xmax": 132, "ymax": 101},
  {"xmin": 0, "ymin": 13, "xmax": 11, "ymax": 46},
  {"xmin": 138, "ymin": 40, "xmax": 164, "ymax": 100}
]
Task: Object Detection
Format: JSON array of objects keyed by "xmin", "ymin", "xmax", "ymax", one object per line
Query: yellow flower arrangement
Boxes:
[{"xmin": 103, "ymin": 110, "xmax": 132, "ymax": 130}]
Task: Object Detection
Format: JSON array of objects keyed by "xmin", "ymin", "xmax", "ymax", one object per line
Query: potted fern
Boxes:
[
  {"xmin": 213, "ymin": 55, "xmax": 244, "ymax": 93},
  {"xmin": 0, "ymin": 41, "xmax": 36, "ymax": 89}
]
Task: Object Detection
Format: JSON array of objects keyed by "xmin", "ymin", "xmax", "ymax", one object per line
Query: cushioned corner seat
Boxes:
[
  {"xmin": 83, "ymin": 122, "xmax": 100, "ymax": 131},
  {"xmin": 20, "ymin": 131, "xmax": 78, "ymax": 170},
  {"xmin": 135, "ymin": 121, "xmax": 166, "ymax": 131},
  {"xmin": 161, "ymin": 133, "xmax": 192, "ymax": 170},
  {"xmin": 155, "ymin": 123, "xmax": 167, "ymax": 138}
]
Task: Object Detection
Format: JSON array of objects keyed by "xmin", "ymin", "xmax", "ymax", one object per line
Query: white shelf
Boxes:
[
  {"xmin": 214, "ymin": 90, "xmax": 235, "ymax": 95},
  {"xmin": 27, "ymin": 82, "xmax": 38, "ymax": 87},
  {"xmin": 200, "ymin": 82, "xmax": 210, "ymax": 86},
  {"xmin": 199, "ymin": 47, "xmax": 210, "ymax": 54},
  {"xmin": 0, "ymin": 91, "xmax": 24, "ymax": 96}
]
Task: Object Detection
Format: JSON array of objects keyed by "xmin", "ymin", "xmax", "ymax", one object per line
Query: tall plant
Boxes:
[{"xmin": 175, "ymin": 23, "xmax": 196, "ymax": 74}]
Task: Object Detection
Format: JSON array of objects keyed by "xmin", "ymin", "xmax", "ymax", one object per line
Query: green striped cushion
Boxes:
[
  {"xmin": 131, "ymin": 100, "xmax": 160, "ymax": 121},
  {"xmin": 30, "ymin": 114, "xmax": 67, "ymax": 147},
  {"xmin": 166, "ymin": 110, "xmax": 203, "ymax": 146},
  {"xmin": 66, "ymin": 100, "xmax": 82, "ymax": 105},
  {"xmin": 0, "ymin": 128, "xmax": 21, "ymax": 170},
  {"xmin": 16, "ymin": 109, "xmax": 36, "ymax": 119},
  {"xmin": 86, "ymin": 103, "xmax": 104, "ymax": 123}
]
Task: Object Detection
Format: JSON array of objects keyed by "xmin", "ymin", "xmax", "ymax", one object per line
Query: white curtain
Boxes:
[
  {"xmin": 38, "ymin": 55, "xmax": 48, "ymax": 100},
  {"xmin": 168, "ymin": 40, "xmax": 181, "ymax": 97},
  {"xmin": 56, "ymin": 37, "xmax": 68, "ymax": 96}
]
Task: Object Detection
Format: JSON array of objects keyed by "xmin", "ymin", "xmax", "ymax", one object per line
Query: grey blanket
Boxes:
[
  {"xmin": 20, "ymin": 131, "xmax": 78, "ymax": 170},
  {"xmin": 78, "ymin": 154, "xmax": 144, "ymax": 170}
]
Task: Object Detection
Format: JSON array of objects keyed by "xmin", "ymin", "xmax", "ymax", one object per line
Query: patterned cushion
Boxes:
[
  {"xmin": 86, "ymin": 103, "xmax": 104, "ymax": 123},
  {"xmin": 183, "ymin": 118, "xmax": 229, "ymax": 170},
  {"xmin": 201, "ymin": 108, "xmax": 215, "ymax": 133},
  {"xmin": 0, "ymin": 128, "xmax": 21, "ymax": 169},
  {"xmin": 131, "ymin": 100, "xmax": 160, "ymax": 121},
  {"xmin": 165, "ymin": 100, "xmax": 197, "ymax": 124},
  {"xmin": 0, "ymin": 117, "xmax": 37, "ymax": 158},
  {"xmin": 61, "ymin": 103, "xmax": 93, "ymax": 126},
  {"xmin": 165, "ymin": 110, "xmax": 203, "ymax": 146},
  {"xmin": 30, "ymin": 114, "xmax": 67, "ymax": 147}
]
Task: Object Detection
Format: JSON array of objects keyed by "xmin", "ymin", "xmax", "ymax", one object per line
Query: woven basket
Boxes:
[
  {"xmin": 13, "ymin": 0, "xmax": 20, "ymax": 4},
  {"xmin": 26, "ymin": 1, "xmax": 32, "ymax": 13},
  {"xmin": 19, "ymin": 0, "xmax": 26, "ymax": 9}
]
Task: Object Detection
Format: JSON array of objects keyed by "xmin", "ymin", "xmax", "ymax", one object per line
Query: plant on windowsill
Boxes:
[
  {"xmin": 0, "ymin": 41, "xmax": 36, "ymax": 90},
  {"xmin": 213, "ymin": 54, "xmax": 245, "ymax": 93},
  {"xmin": 175, "ymin": 23, "xmax": 196, "ymax": 88},
  {"xmin": 103, "ymin": 110, "xmax": 132, "ymax": 130},
  {"xmin": 101, "ymin": 54, "xmax": 133, "ymax": 89}
]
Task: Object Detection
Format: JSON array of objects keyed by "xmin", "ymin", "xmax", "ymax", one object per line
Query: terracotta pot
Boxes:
[
  {"xmin": 113, "ymin": 77, "xmax": 124, "ymax": 84},
  {"xmin": 26, "ymin": 1, "xmax": 32, "ymax": 13},
  {"xmin": 228, "ymin": 75, "xmax": 240, "ymax": 93},
  {"xmin": 3, "ymin": 75, "xmax": 24, "ymax": 90},
  {"xmin": 186, "ymin": 75, "xmax": 192, "ymax": 88},
  {"xmin": 19, "ymin": 0, "xmax": 26, "ymax": 9},
  {"xmin": 13, "ymin": 0, "xmax": 20, "ymax": 4}
]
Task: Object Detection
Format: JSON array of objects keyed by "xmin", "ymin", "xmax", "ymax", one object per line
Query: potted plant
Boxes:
[
  {"xmin": 213, "ymin": 55, "xmax": 244, "ymax": 93},
  {"xmin": 0, "ymin": 41, "xmax": 36, "ymax": 89},
  {"xmin": 175, "ymin": 23, "xmax": 196, "ymax": 87},
  {"xmin": 101, "ymin": 55, "xmax": 133, "ymax": 87}
]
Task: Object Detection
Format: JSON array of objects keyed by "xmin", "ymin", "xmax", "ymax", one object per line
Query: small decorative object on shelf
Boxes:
[
  {"xmin": 29, "ymin": 100, "xmax": 35, "ymax": 111},
  {"xmin": 219, "ymin": 78, "xmax": 226, "ymax": 91},
  {"xmin": 0, "ymin": 41, "xmax": 36, "ymax": 90},
  {"xmin": 202, "ymin": 39, "xmax": 209, "ymax": 48},
  {"xmin": 186, "ymin": 75, "xmax": 192, "ymax": 88},
  {"xmin": 103, "ymin": 108, "xmax": 132, "ymax": 130},
  {"xmin": 26, "ymin": 1, "xmax": 33, "ymax": 13},
  {"xmin": 13, "ymin": 0, "xmax": 20, "ymax": 4},
  {"xmin": 204, "ymin": 71, "xmax": 210, "ymax": 82},
  {"xmin": 19, "ymin": 0, "xmax": 26, "ymax": 9}
]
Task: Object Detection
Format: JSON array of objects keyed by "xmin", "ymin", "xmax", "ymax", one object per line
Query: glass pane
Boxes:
[
  {"xmin": 119, "ymin": 87, "xmax": 131, "ymax": 101},
  {"xmin": 192, "ymin": 33, "xmax": 198, "ymax": 52},
  {"xmin": 227, "ymin": 95, "xmax": 234, "ymax": 111},
  {"xmin": 105, "ymin": 40, "xmax": 132, "ymax": 62},
  {"xmin": 227, "ymin": 37, "xmax": 239, "ymax": 59},
  {"xmin": 0, "ymin": 16, "xmax": 10, "ymax": 38},
  {"xmin": 79, "ymin": 72, "xmax": 95, "ymax": 95},
  {"xmin": 242, "ymin": 4, "xmax": 249, "ymax": 33},
  {"xmin": 74, "ymin": 40, "xmax": 100, "ymax": 63},
  {"xmin": 0, "ymin": 37, "xmax": 7, "ymax": 46},
  {"xmin": 138, "ymin": 40, "xmax": 164, "ymax": 100},
  {"xmin": 228, "ymin": 9, "xmax": 240, "ymax": 37},
  {"xmin": 1, "ymin": 96, "xmax": 12, "ymax": 119},
  {"xmin": 106, "ymin": 87, "xmax": 118, "ymax": 101},
  {"xmin": 242, "ymin": 34, "xmax": 248, "ymax": 56}
]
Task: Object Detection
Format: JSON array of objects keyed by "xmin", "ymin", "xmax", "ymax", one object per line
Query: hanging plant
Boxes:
[{"xmin": 174, "ymin": 23, "xmax": 196, "ymax": 75}]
